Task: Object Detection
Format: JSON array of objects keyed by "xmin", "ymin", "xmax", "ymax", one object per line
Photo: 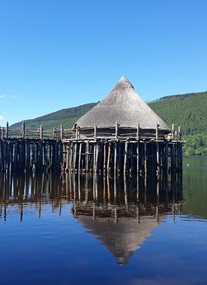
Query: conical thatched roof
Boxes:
[{"xmin": 75, "ymin": 76, "xmax": 169, "ymax": 130}]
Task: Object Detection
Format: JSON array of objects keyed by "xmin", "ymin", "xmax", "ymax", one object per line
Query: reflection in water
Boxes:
[{"xmin": 0, "ymin": 172, "xmax": 182, "ymax": 264}]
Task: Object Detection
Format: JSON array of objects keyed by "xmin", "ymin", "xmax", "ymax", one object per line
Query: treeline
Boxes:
[
  {"xmin": 149, "ymin": 91, "xmax": 207, "ymax": 135},
  {"xmin": 148, "ymin": 91, "xmax": 207, "ymax": 155}
]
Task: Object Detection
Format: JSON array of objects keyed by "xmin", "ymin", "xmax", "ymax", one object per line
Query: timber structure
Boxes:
[{"xmin": 0, "ymin": 77, "xmax": 183, "ymax": 177}]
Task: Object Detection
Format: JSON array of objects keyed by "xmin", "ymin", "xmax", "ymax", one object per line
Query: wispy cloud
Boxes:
[
  {"xmin": 0, "ymin": 94, "xmax": 19, "ymax": 99},
  {"xmin": 0, "ymin": 115, "xmax": 4, "ymax": 121}
]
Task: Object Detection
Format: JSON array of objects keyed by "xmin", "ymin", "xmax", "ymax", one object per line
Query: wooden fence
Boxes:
[{"xmin": 0, "ymin": 122, "xmax": 182, "ymax": 142}]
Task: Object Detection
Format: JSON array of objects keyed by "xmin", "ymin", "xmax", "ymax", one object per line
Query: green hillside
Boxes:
[
  {"xmin": 149, "ymin": 91, "xmax": 207, "ymax": 135},
  {"xmin": 12, "ymin": 102, "xmax": 98, "ymax": 130},
  {"xmin": 148, "ymin": 91, "xmax": 207, "ymax": 155},
  {"xmin": 11, "ymin": 91, "xmax": 207, "ymax": 155}
]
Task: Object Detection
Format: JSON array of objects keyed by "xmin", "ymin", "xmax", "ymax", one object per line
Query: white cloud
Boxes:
[
  {"xmin": 0, "ymin": 94, "xmax": 19, "ymax": 99},
  {"xmin": 0, "ymin": 115, "xmax": 4, "ymax": 121}
]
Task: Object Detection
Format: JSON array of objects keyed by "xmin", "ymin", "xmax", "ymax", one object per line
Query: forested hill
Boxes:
[
  {"xmin": 148, "ymin": 91, "xmax": 207, "ymax": 135},
  {"xmin": 11, "ymin": 102, "xmax": 98, "ymax": 130},
  {"xmin": 11, "ymin": 91, "xmax": 207, "ymax": 154}
]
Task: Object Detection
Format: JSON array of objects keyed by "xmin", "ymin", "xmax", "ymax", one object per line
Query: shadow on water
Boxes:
[{"xmin": 0, "ymin": 172, "xmax": 182, "ymax": 265}]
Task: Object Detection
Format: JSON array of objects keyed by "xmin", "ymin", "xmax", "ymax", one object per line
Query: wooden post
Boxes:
[
  {"xmin": 85, "ymin": 141, "xmax": 89, "ymax": 172},
  {"xmin": 22, "ymin": 121, "xmax": 26, "ymax": 139},
  {"xmin": 93, "ymin": 142, "xmax": 96, "ymax": 172},
  {"xmin": 69, "ymin": 143, "xmax": 73, "ymax": 171},
  {"xmin": 178, "ymin": 126, "xmax": 181, "ymax": 140},
  {"xmin": 137, "ymin": 124, "xmax": 140, "ymax": 140},
  {"xmin": 94, "ymin": 125, "xmax": 97, "ymax": 140},
  {"xmin": 73, "ymin": 142, "xmax": 77, "ymax": 171},
  {"xmin": 6, "ymin": 122, "xmax": 9, "ymax": 139},
  {"xmin": 114, "ymin": 142, "xmax": 117, "ymax": 175},
  {"xmin": 103, "ymin": 142, "xmax": 106, "ymax": 174},
  {"xmin": 78, "ymin": 142, "xmax": 82, "ymax": 172},
  {"xmin": 124, "ymin": 141, "xmax": 128, "ymax": 173},
  {"xmin": 115, "ymin": 122, "xmax": 119, "ymax": 140},
  {"xmin": 144, "ymin": 140, "xmax": 147, "ymax": 175},
  {"xmin": 107, "ymin": 143, "xmax": 111, "ymax": 173},
  {"xmin": 156, "ymin": 142, "xmax": 160, "ymax": 178},
  {"xmin": 40, "ymin": 125, "xmax": 43, "ymax": 140},
  {"xmin": 156, "ymin": 123, "xmax": 159, "ymax": 141},
  {"xmin": 136, "ymin": 142, "xmax": 139, "ymax": 174},
  {"xmin": 60, "ymin": 125, "xmax": 63, "ymax": 140},
  {"xmin": 171, "ymin": 124, "xmax": 175, "ymax": 140}
]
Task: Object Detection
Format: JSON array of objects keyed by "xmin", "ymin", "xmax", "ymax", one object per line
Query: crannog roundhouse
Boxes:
[
  {"xmin": 75, "ymin": 76, "xmax": 169, "ymax": 133},
  {"xmin": 65, "ymin": 76, "xmax": 183, "ymax": 177}
]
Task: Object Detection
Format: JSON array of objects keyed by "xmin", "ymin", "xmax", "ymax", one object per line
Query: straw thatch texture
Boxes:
[{"xmin": 75, "ymin": 76, "xmax": 169, "ymax": 130}]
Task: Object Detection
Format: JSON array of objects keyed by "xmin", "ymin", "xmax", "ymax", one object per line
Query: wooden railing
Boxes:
[
  {"xmin": 0, "ymin": 122, "xmax": 181, "ymax": 141},
  {"xmin": 0, "ymin": 122, "xmax": 76, "ymax": 140}
]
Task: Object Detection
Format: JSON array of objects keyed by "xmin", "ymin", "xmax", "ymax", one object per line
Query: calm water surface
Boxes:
[{"xmin": 0, "ymin": 156, "xmax": 207, "ymax": 285}]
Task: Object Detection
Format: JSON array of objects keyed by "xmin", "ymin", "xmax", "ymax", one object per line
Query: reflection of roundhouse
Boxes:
[{"xmin": 78, "ymin": 214, "xmax": 165, "ymax": 265}]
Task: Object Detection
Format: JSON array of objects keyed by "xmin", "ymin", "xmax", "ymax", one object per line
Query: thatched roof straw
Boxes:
[{"xmin": 75, "ymin": 76, "xmax": 169, "ymax": 130}]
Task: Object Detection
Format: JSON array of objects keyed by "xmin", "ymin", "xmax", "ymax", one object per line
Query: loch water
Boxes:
[{"xmin": 0, "ymin": 156, "xmax": 207, "ymax": 285}]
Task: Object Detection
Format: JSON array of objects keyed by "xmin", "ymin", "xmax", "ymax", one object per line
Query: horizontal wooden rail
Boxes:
[{"xmin": 0, "ymin": 122, "xmax": 182, "ymax": 142}]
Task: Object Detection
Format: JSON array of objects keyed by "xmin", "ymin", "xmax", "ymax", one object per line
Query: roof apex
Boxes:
[{"xmin": 75, "ymin": 77, "xmax": 169, "ymax": 130}]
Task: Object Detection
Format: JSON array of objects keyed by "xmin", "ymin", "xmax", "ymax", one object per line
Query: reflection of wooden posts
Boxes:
[
  {"xmin": 114, "ymin": 174, "xmax": 117, "ymax": 203},
  {"xmin": 124, "ymin": 174, "xmax": 128, "ymax": 207},
  {"xmin": 156, "ymin": 181, "xmax": 159, "ymax": 222},
  {"xmin": 107, "ymin": 175, "xmax": 110, "ymax": 203}
]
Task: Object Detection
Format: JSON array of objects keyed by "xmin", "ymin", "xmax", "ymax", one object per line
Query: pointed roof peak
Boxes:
[{"xmin": 115, "ymin": 76, "xmax": 134, "ymax": 89}]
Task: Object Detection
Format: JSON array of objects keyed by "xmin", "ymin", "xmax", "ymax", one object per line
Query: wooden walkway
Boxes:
[{"xmin": 0, "ymin": 123, "xmax": 183, "ymax": 177}]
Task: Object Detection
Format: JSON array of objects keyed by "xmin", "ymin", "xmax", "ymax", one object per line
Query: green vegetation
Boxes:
[
  {"xmin": 12, "ymin": 102, "xmax": 98, "ymax": 129},
  {"xmin": 11, "ymin": 91, "xmax": 207, "ymax": 155},
  {"xmin": 149, "ymin": 91, "xmax": 207, "ymax": 135},
  {"xmin": 148, "ymin": 91, "xmax": 207, "ymax": 155}
]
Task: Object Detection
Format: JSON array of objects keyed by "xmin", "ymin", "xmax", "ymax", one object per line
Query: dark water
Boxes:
[{"xmin": 0, "ymin": 157, "xmax": 207, "ymax": 285}]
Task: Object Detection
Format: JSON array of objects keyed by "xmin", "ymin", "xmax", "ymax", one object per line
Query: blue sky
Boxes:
[{"xmin": 0, "ymin": 0, "xmax": 206, "ymax": 125}]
